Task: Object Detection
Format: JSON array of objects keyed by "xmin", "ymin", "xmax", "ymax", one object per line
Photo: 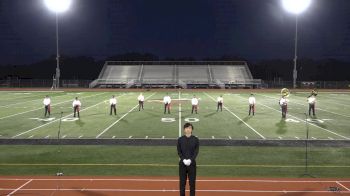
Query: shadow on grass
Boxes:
[
  {"xmin": 308, "ymin": 115, "xmax": 328, "ymax": 129},
  {"xmin": 276, "ymin": 118, "xmax": 287, "ymax": 134},
  {"xmin": 204, "ymin": 112, "xmax": 216, "ymax": 118},
  {"xmin": 75, "ymin": 119, "xmax": 85, "ymax": 127},
  {"xmin": 238, "ymin": 116, "xmax": 252, "ymax": 125}
]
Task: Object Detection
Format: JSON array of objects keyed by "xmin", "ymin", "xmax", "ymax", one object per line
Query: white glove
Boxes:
[{"xmin": 183, "ymin": 159, "xmax": 191, "ymax": 166}]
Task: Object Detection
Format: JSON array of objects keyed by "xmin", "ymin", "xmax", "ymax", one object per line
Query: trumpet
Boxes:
[{"xmin": 281, "ymin": 88, "xmax": 290, "ymax": 97}]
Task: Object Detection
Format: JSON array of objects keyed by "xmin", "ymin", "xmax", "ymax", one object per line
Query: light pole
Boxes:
[
  {"xmin": 44, "ymin": 0, "xmax": 72, "ymax": 89},
  {"xmin": 281, "ymin": 0, "xmax": 312, "ymax": 89}
]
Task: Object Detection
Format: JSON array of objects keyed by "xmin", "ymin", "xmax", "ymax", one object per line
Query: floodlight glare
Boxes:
[
  {"xmin": 282, "ymin": 0, "xmax": 311, "ymax": 14},
  {"xmin": 44, "ymin": 0, "xmax": 72, "ymax": 13}
]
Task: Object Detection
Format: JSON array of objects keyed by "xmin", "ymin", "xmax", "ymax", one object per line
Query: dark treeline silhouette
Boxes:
[{"xmin": 1, "ymin": 53, "xmax": 349, "ymax": 81}]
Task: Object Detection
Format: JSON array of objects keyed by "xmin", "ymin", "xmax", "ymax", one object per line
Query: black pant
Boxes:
[
  {"xmin": 217, "ymin": 103, "xmax": 222, "ymax": 112},
  {"xmin": 249, "ymin": 104, "xmax": 255, "ymax": 115},
  {"xmin": 309, "ymin": 104, "xmax": 315, "ymax": 116},
  {"xmin": 139, "ymin": 101, "xmax": 144, "ymax": 111},
  {"xmin": 110, "ymin": 104, "xmax": 116, "ymax": 115},
  {"xmin": 281, "ymin": 105, "xmax": 287, "ymax": 118},
  {"xmin": 191, "ymin": 105, "xmax": 197, "ymax": 114},
  {"xmin": 164, "ymin": 103, "xmax": 170, "ymax": 114},
  {"xmin": 179, "ymin": 162, "xmax": 196, "ymax": 196},
  {"xmin": 44, "ymin": 105, "xmax": 50, "ymax": 117},
  {"xmin": 74, "ymin": 106, "xmax": 80, "ymax": 118}
]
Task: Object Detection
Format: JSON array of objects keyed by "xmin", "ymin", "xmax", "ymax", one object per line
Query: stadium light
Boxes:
[
  {"xmin": 44, "ymin": 0, "xmax": 72, "ymax": 13},
  {"xmin": 282, "ymin": 0, "xmax": 311, "ymax": 14},
  {"xmin": 281, "ymin": 0, "xmax": 312, "ymax": 89},
  {"xmin": 44, "ymin": 0, "xmax": 72, "ymax": 89}
]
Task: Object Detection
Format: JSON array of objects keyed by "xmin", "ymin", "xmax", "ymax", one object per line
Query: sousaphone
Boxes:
[{"xmin": 281, "ymin": 88, "xmax": 290, "ymax": 97}]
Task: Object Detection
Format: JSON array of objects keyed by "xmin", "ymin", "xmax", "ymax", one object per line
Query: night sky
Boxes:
[{"xmin": 1, "ymin": 0, "xmax": 350, "ymax": 65}]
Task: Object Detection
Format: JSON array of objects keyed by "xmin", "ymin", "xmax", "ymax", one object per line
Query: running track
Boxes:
[{"xmin": 1, "ymin": 176, "xmax": 350, "ymax": 195}]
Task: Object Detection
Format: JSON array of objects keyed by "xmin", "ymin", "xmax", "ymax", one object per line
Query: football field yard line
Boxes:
[
  {"xmin": 96, "ymin": 92, "xmax": 156, "ymax": 138},
  {"xmin": 204, "ymin": 92, "xmax": 265, "ymax": 139},
  {"xmin": 259, "ymin": 94, "xmax": 350, "ymax": 118},
  {"xmin": 253, "ymin": 95, "xmax": 350, "ymax": 140},
  {"xmin": 0, "ymin": 93, "xmax": 45, "ymax": 101},
  {"xmin": 0, "ymin": 93, "xmax": 69, "ymax": 108},
  {"xmin": 0, "ymin": 92, "xmax": 105, "ymax": 120},
  {"xmin": 12, "ymin": 93, "xmax": 111, "ymax": 138},
  {"xmin": 178, "ymin": 90, "xmax": 182, "ymax": 137}
]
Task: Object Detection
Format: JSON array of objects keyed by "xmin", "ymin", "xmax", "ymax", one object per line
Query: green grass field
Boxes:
[
  {"xmin": 0, "ymin": 145, "xmax": 349, "ymax": 177},
  {"xmin": 0, "ymin": 90, "xmax": 349, "ymax": 140},
  {"xmin": 0, "ymin": 89, "xmax": 350, "ymax": 177}
]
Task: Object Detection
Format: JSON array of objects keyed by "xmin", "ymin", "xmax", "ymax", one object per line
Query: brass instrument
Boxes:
[
  {"xmin": 281, "ymin": 88, "xmax": 290, "ymax": 97},
  {"xmin": 311, "ymin": 89, "xmax": 318, "ymax": 96}
]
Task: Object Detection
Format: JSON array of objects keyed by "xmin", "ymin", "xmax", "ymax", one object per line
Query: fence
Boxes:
[
  {"xmin": 0, "ymin": 79, "xmax": 92, "ymax": 88},
  {"xmin": 0, "ymin": 79, "xmax": 349, "ymax": 89}
]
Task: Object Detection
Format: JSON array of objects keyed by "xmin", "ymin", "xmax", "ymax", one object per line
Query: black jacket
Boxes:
[{"xmin": 177, "ymin": 135, "xmax": 199, "ymax": 164}]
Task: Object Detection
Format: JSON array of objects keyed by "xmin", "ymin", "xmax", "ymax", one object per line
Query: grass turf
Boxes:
[
  {"xmin": 0, "ymin": 145, "xmax": 349, "ymax": 177},
  {"xmin": 0, "ymin": 90, "xmax": 349, "ymax": 140},
  {"xmin": 1, "ymin": 90, "xmax": 350, "ymax": 177}
]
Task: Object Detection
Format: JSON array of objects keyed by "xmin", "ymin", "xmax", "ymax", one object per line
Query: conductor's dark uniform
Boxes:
[{"xmin": 177, "ymin": 135, "xmax": 199, "ymax": 196}]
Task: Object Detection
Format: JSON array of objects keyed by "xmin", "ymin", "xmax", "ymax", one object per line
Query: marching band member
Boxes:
[
  {"xmin": 217, "ymin": 95, "xmax": 223, "ymax": 112},
  {"xmin": 307, "ymin": 95, "xmax": 316, "ymax": 116},
  {"xmin": 138, "ymin": 93, "xmax": 145, "ymax": 111},
  {"xmin": 248, "ymin": 94, "xmax": 256, "ymax": 116},
  {"xmin": 110, "ymin": 95, "xmax": 117, "ymax": 115},
  {"xmin": 43, "ymin": 95, "xmax": 51, "ymax": 117},
  {"xmin": 279, "ymin": 95, "xmax": 288, "ymax": 118},
  {"xmin": 191, "ymin": 95, "xmax": 199, "ymax": 114},
  {"xmin": 163, "ymin": 93, "xmax": 171, "ymax": 114},
  {"xmin": 72, "ymin": 97, "xmax": 81, "ymax": 118}
]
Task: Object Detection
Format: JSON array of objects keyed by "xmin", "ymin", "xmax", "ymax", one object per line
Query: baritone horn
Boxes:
[
  {"xmin": 281, "ymin": 88, "xmax": 290, "ymax": 97},
  {"xmin": 311, "ymin": 89, "xmax": 318, "ymax": 96}
]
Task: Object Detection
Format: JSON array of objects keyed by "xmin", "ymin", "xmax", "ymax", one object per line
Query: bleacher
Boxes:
[{"xmin": 90, "ymin": 61, "xmax": 261, "ymax": 88}]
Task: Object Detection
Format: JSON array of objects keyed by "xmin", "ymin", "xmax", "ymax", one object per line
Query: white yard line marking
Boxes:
[
  {"xmin": 328, "ymin": 137, "xmax": 334, "ymax": 140},
  {"xmin": 12, "ymin": 97, "xmax": 110, "ymax": 138},
  {"xmin": 0, "ymin": 93, "xmax": 107, "ymax": 120},
  {"xmin": 0, "ymin": 93, "xmax": 68, "ymax": 108},
  {"xmin": 254, "ymin": 98, "xmax": 350, "ymax": 140},
  {"xmin": 311, "ymin": 137, "xmax": 317, "ymax": 139},
  {"xmin": 336, "ymin": 181, "xmax": 350, "ymax": 191},
  {"xmin": 204, "ymin": 92, "xmax": 265, "ymax": 139},
  {"xmin": 178, "ymin": 91, "xmax": 182, "ymax": 137},
  {"xmin": 7, "ymin": 179, "xmax": 33, "ymax": 196},
  {"xmin": 1, "ymin": 178, "xmax": 350, "ymax": 183},
  {"xmin": 96, "ymin": 93, "xmax": 156, "ymax": 138}
]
